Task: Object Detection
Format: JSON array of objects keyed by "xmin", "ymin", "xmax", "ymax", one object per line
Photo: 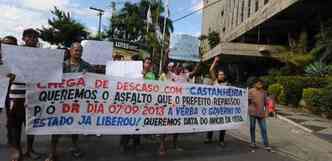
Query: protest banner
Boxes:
[
  {"xmin": 0, "ymin": 77, "xmax": 10, "ymax": 108},
  {"xmin": 1, "ymin": 44, "xmax": 64, "ymax": 82},
  {"xmin": 26, "ymin": 73, "xmax": 248, "ymax": 135},
  {"xmin": 106, "ymin": 61, "xmax": 143, "ymax": 79},
  {"xmin": 81, "ymin": 40, "xmax": 113, "ymax": 65},
  {"xmin": 170, "ymin": 34, "xmax": 200, "ymax": 62},
  {"xmin": 0, "ymin": 63, "xmax": 11, "ymax": 77}
]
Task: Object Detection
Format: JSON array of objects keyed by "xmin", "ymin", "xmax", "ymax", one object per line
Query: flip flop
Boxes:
[
  {"xmin": 45, "ymin": 155, "xmax": 57, "ymax": 161},
  {"xmin": 71, "ymin": 149, "xmax": 84, "ymax": 159}
]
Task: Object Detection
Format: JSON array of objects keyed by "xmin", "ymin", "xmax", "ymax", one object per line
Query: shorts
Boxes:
[
  {"xmin": 6, "ymin": 99, "xmax": 26, "ymax": 127},
  {"xmin": 6, "ymin": 99, "xmax": 26, "ymax": 146}
]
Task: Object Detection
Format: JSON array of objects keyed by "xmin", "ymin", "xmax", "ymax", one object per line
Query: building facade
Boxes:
[{"xmin": 201, "ymin": 0, "xmax": 332, "ymax": 84}]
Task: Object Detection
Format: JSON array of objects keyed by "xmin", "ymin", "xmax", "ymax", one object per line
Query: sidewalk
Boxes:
[
  {"xmin": 228, "ymin": 116, "xmax": 332, "ymax": 161},
  {"xmin": 276, "ymin": 106, "xmax": 332, "ymax": 143}
]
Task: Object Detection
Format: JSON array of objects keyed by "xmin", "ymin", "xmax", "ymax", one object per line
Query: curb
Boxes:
[
  {"xmin": 276, "ymin": 114, "xmax": 313, "ymax": 133},
  {"xmin": 227, "ymin": 131, "xmax": 304, "ymax": 161}
]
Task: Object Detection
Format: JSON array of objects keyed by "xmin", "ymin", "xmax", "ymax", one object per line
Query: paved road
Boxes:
[
  {"xmin": 0, "ymin": 134, "xmax": 295, "ymax": 161},
  {"xmin": 0, "ymin": 110, "xmax": 294, "ymax": 161}
]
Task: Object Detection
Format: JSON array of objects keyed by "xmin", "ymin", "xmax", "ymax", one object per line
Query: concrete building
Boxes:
[{"xmin": 200, "ymin": 0, "xmax": 332, "ymax": 84}]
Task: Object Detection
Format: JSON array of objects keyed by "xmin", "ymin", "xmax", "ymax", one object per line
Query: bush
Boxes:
[
  {"xmin": 262, "ymin": 76, "xmax": 329, "ymax": 88},
  {"xmin": 283, "ymin": 79, "xmax": 305, "ymax": 106},
  {"xmin": 208, "ymin": 31, "xmax": 220, "ymax": 48},
  {"xmin": 261, "ymin": 76, "xmax": 330, "ymax": 106},
  {"xmin": 304, "ymin": 62, "xmax": 331, "ymax": 77},
  {"xmin": 279, "ymin": 89, "xmax": 287, "ymax": 105},
  {"xmin": 302, "ymin": 88, "xmax": 323, "ymax": 113},
  {"xmin": 317, "ymin": 84, "xmax": 332, "ymax": 117},
  {"xmin": 268, "ymin": 83, "xmax": 284, "ymax": 103}
]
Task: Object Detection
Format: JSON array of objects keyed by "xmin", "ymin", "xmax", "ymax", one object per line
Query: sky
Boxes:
[{"xmin": 0, "ymin": 0, "xmax": 203, "ymax": 42}]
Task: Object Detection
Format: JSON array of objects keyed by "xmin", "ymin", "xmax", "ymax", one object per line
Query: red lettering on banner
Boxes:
[
  {"xmin": 164, "ymin": 86, "xmax": 183, "ymax": 95},
  {"xmin": 63, "ymin": 103, "xmax": 70, "ymax": 113},
  {"xmin": 142, "ymin": 105, "xmax": 165, "ymax": 116},
  {"xmin": 108, "ymin": 104, "xmax": 140, "ymax": 115},
  {"xmin": 48, "ymin": 82, "xmax": 62, "ymax": 88},
  {"xmin": 77, "ymin": 78, "xmax": 85, "ymax": 87},
  {"xmin": 87, "ymin": 103, "xmax": 105, "ymax": 114},
  {"xmin": 67, "ymin": 79, "xmax": 76, "ymax": 87},
  {"xmin": 117, "ymin": 81, "xmax": 123, "ymax": 90},
  {"xmin": 63, "ymin": 103, "xmax": 80, "ymax": 113},
  {"xmin": 95, "ymin": 80, "xmax": 108, "ymax": 89},
  {"xmin": 117, "ymin": 81, "xmax": 159, "ymax": 93},
  {"xmin": 36, "ymin": 78, "xmax": 86, "ymax": 89},
  {"xmin": 37, "ymin": 83, "xmax": 46, "ymax": 89}
]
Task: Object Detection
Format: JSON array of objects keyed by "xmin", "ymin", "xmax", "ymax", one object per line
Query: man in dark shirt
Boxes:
[{"xmin": 46, "ymin": 42, "xmax": 94, "ymax": 161}]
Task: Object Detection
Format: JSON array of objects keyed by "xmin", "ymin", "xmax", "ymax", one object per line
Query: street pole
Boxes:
[
  {"xmin": 159, "ymin": 0, "xmax": 169, "ymax": 75},
  {"xmin": 90, "ymin": 7, "xmax": 105, "ymax": 40},
  {"xmin": 98, "ymin": 12, "xmax": 103, "ymax": 39},
  {"xmin": 159, "ymin": 17, "xmax": 167, "ymax": 75}
]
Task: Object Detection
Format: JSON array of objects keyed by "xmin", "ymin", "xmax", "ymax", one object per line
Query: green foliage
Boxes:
[
  {"xmin": 261, "ymin": 76, "xmax": 330, "ymax": 106},
  {"xmin": 274, "ymin": 51, "xmax": 314, "ymax": 74},
  {"xmin": 107, "ymin": 0, "xmax": 173, "ymax": 50},
  {"xmin": 279, "ymin": 89, "xmax": 287, "ymax": 105},
  {"xmin": 302, "ymin": 88, "xmax": 323, "ymax": 108},
  {"xmin": 198, "ymin": 35, "xmax": 208, "ymax": 40},
  {"xmin": 274, "ymin": 51, "xmax": 314, "ymax": 70},
  {"xmin": 207, "ymin": 31, "xmax": 220, "ymax": 49},
  {"xmin": 310, "ymin": 46, "xmax": 325, "ymax": 60},
  {"xmin": 314, "ymin": 19, "xmax": 332, "ymax": 63},
  {"xmin": 38, "ymin": 7, "xmax": 89, "ymax": 47},
  {"xmin": 267, "ymin": 83, "xmax": 284, "ymax": 103},
  {"xmin": 304, "ymin": 62, "xmax": 332, "ymax": 77},
  {"xmin": 283, "ymin": 79, "xmax": 304, "ymax": 106},
  {"xmin": 262, "ymin": 76, "xmax": 329, "ymax": 89},
  {"xmin": 315, "ymin": 84, "xmax": 332, "ymax": 116},
  {"xmin": 268, "ymin": 68, "xmax": 286, "ymax": 76}
]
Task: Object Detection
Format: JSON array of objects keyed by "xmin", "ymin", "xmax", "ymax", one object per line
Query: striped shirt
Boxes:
[{"xmin": 9, "ymin": 82, "xmax": 26, "ymax": 100}]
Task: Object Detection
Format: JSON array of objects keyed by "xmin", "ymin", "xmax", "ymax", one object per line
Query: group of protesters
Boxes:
[{"xmin": 0, "ymin": 28, "xmax": 274, "ymax": 161}]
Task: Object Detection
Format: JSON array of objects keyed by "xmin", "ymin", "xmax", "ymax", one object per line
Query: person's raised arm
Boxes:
[
  {"xmin": 189, "ymin": 62, "xmax": 201, "ymax": 78},
  {"xmin": 209, "ymin": 56, "xmax": 220, "ymax": 81}
]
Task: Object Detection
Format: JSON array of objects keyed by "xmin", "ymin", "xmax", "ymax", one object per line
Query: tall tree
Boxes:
[
  {"xmin": 107, "ymin": 0, "xmax": 173, "ymax": 50},
  {"xmin": 38, "ymin": 7, "xmax": 89, "ymax": 47}
]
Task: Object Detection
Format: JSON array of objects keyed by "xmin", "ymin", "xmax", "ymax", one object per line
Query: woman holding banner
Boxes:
[
  {"xmin": 120, "ymin": 57, "xmax": 156, "ymax": 153},
  {"xmin": 158, "ymin": 62, "xmax": 175, "ymax": 156},
  {"xmin": 158, "ymin": 61, "xmax": 200, "ymax": 156}
]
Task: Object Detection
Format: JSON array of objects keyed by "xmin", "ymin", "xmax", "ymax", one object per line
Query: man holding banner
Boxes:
[
  {"xmin": 120, "ymin": 57, "xmax": 156, "ymax": 152},
  {"xmin": 46, "ymin": 42, "xmax": 95, "ymax": 161},
  {"xmin": 205, "ymin": 56, "xmax": 229, "ymax": 147},
  {"xmin": 5, "ymin": 29, "xmax": 43, "ymax": 161},
  {"xmin": 1, "ymin": 35, "xmax": 20, "ymax": 161}
]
